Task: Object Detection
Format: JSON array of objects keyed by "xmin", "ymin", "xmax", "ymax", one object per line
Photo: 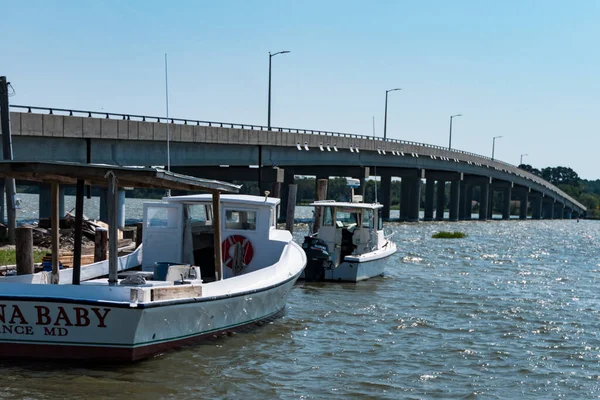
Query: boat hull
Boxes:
[
  {"xmin": 302, "ymin": 241, "xmax": 396, "ymax": 282},
  {"xmin": 0, "ymin": 272, "xmax": 300, "ymax": 361}
]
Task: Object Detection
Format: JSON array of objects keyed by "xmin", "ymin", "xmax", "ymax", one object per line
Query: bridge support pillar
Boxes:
[
  {"xmin": 554, "ymin": 203, "xmax": 564, "ymax": 220},
  {"xmin": 40, "ymin": 183, "xmax": 65, "ymax": 220},
  {"xmin": 436, "ymin": 180, "xmax": 445, "ymax": 220},
  {"xmin": 279, "ymin": 170, "xmax": 295, "ymax": 221},
  {"xmin": 449, "ymin": 179, "xmax": 460, "ymax": 222},
  {"xmin": 399, "ymin": 178, "xmax": 409, "ymax": 221},
  {"xmin": 424, "ymin": 179, "xmax": 435, "ymax": 221},
  {"xmin": 531, "ymin": 195, "xmax": 542, "ymax": 219},
  {"xmin": 465, "ymin": 184, "xmax": 473, "ymax": 220},
  {"xmin": 458, "ymin": 181, "xmax": 467, "ymax": 220},
  {"xmin": 519, "ymin": 189, "xmax": 529, "ymax": 219},
  {"xmin": 542, "ymin": 199, "xmax": 554, "ymax": 219},
  {"xmin": 406, "ymin": 177, "xmax": 421, "ymax": 222},
  {"xmin": 381, "ymin": 173, "xmax": 392, "ymax": 221},
  {"xmin": 502, "ymin": 186, "xmax": 512, "ymax": 220},
  {"xmin": 479, "ymin": 182, "xmax": 490, "ymax": 221}
]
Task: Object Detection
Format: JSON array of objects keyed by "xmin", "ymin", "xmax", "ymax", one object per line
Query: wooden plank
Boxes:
[
  {"xmin": 59, "ymin": 254, "xmax": 96, "ymax": 267},
  {"xmin": 151, "ymin": 285, "xmax": 202, "ymax": 301}
]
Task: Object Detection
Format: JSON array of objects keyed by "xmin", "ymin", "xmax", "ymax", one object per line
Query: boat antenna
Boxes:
[
  {"xmin": 373, "ymin": 116, "xmax": 378, "ymax": 203},
  {"xmin": 164, "ymin": 53, "xmax": 171, "ymax": 197}
]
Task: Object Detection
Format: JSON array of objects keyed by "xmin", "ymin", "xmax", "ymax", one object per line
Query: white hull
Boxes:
[
  {"xmin": 0, "ymin": 241, "xmax": 306, "ymax": 361},
  {"xmin": 303, "ymin": 241, "xmax": 397, "ymax": 282}
]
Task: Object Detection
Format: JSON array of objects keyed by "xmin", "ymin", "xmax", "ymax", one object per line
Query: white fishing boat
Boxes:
[
  {"xmin": 302, "ymin": 180, "xmax": 396, "ymax": 282},
  {"xmin": 0, "ymin": 162, "xmax": 306, "ymax": 361}
]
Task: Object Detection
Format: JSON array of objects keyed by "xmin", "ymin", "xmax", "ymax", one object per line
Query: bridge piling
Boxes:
[
  {"xmin": 479, "ymin": 183, "xmax": 490, "ymax": 221},
  {"xmin": 449, "ymin": 180, "xmax": 460, "ymax": 221},
  {"xmin": 519, "ymin": 188, "xmax": 529, "ymax": 219},
  {"xmin": 424, "ymin": 179, "xmax": 435, "ymax": 221},
  {"xmin": 502, "ymin": 186, "xmax": 512, "ymax": 220},
  {"xmin": 435, "ymin": 180, "xmax": 445, "ymax": 221}
]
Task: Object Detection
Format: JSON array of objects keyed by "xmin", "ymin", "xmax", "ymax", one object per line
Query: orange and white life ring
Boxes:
[{"xmin": 221, "ymin": 235, "xmax": 254, "ymax": 274}]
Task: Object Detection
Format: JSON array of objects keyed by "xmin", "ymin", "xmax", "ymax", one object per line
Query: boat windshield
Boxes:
[{"xmin": 336, "ymin": 210, "xmax": 360, "ymax": 227}]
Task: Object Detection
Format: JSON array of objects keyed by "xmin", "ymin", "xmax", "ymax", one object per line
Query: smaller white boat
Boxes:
[{"xmin": 302, "ymin": 186, "xmax": 397, "ymax": 282}]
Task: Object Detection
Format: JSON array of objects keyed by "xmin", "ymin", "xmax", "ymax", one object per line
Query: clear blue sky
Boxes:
[{"xmin": 4, "ymin": 1, "xmax": 599, "ymax": 179}]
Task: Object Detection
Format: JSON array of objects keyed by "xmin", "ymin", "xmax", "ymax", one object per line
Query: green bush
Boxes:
[{"xmin": 432, "ymin": 231, "xmax": 466, "ymax": 239}]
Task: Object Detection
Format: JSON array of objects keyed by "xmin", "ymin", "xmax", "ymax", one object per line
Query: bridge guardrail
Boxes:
[{"xmin": 9, "ymin": 104, "xmax": 585, "ymax": 211}]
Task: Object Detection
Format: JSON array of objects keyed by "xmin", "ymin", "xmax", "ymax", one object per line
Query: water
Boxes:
[{"xmin": 2, "ymin": 196, "xmax": 600, "ymax": 399}]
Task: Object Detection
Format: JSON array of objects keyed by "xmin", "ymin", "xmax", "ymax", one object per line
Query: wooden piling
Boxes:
[
  {"xmin": 271, "ymin": 182, "xmax": 281, "ymax": 199},
  {"xmin": 15, "ymin": 227, "xmax": 33, "ymax": 275},
  {"xmin": 135, "ymin": 222, "xmax": 143, "ymax": 248},
  {"xmin": 312, "ymin": 179, "xmax": 328, "ymax": 234},
  {"xmin": 94, "ymin": 227, "xmax": 108, "ymax": 262},
  {"xmin": 51, "ymin": 182, "xmax": 60, "ymax": 284},
  {"xmin": 285, "ymin": 184, "xmax": 298, "ymax": 233}
]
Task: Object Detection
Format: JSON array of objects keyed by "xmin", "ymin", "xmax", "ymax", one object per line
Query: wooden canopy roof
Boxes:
[{"xmin": 0, "ymin": 161, "xmax": 241, "ymax": 193}]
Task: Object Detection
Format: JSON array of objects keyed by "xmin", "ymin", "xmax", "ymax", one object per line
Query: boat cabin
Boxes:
[
  {"xmin": 309, "ymin": 201, "xmax": 384, "ymax": 267},
  {"xmin": 143, "ymin": 194, "xmax": 281, "ymax": 280}
]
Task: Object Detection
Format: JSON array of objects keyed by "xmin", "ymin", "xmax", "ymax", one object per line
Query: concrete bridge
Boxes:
[{"xmin": 2, "ymin": 105, "xmax": 586, "ymax": 221}]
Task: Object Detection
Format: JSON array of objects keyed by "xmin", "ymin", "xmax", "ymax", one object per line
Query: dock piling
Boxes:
[
  {"xmin": 285, "ymin": 184, "xmax": 297, "ymax": 233},
  {"xmin": 15, "ymin": 227, "xmax": 33, "ymax": 275},
  {"xmin": 94, "ymin": 227, "xmax": 108, "ymax": 262}
]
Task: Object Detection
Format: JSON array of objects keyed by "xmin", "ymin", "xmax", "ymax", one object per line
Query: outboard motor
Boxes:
[{"xmin": 302, "ymin": 236, "xmax": 332, "ymax": 282}]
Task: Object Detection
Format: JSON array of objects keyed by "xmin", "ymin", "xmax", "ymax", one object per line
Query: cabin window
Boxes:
[
  {"xmin": 225, "ymin": 209, "xmax": 257, "ymax": 230},
  {"xmin": 323, "ymin": 207, "xmax": 334, "ymax": 226},
  {"xmin": 377, "ymin": 209, "xmax": 383, "ymax": 230},
  {"xmin": 187, "ymin": 204, "xmax": 209, "ymax": 222},
  {"xmin": 145, "ymin": 206, "xmax": 179, "ymax": 229},
  {"xmin": 363, "ymin": 209, "xmax": 373, "ymax": 228}
]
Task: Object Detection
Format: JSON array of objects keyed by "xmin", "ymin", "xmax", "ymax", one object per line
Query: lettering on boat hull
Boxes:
[{"xmin": 0, "ymin": 303, "xmax": 112, "ymax": 339}]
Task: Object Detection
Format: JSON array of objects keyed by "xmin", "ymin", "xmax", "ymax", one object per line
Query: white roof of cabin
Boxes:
[
  {"xmin": 164, "ymin": 194, "xmax": 280, "ymax": 207},
  {"xmin": 309, "ymin": 200, "xmax": 383, "ymax": 210}
]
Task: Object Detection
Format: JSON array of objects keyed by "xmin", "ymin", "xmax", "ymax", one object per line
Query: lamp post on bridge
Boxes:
[
  {"xmin": 448, "ymin": 113, "xmax": 462, "ymax": 150},
  {"xmin": 491, "ymin": 135, "xmax": 503, "ymax": 161},
  {"xmin": 520, "ymin": 153, "xmax": 529, "ymax": 165},
  {"xmin": 383, "ymin": 88, "xmax": 401, "ymax": 140},
  {"xmin": 267, "ymin": 50, "xmax": 290, "ymax": 131}
]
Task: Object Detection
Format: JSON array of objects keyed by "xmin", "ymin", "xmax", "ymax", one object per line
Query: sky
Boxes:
[{"xmin": 3, "ymin": 1, "xmax": 599, "ymax": 179}]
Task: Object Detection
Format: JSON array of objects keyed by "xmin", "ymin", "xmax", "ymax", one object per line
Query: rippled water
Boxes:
[{"xmin": 2, "ymin": 195, "xmax": 600, "ymax": 399}]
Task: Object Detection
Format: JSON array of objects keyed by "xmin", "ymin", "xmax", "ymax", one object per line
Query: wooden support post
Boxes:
[
  {"xmin": 135, "ymin": 221, "xmax": 143, "ymax": 248},
  {"xmin": 72, "ymin": 179, "xmax": 84, "ymax": 285},
  {"xmin": 0, "ymin": 77, "xmax": 16, "ymax": 245},
  {"xmin": 15, "ymin": 227, "xmax": 33, "ymax": 275},
  {"xmin": 285, "ymin": 184, "xmax": 298, "ymax": 233},
  {"xmin": 271, "ymin": 181, "xmax": 281, "ymax": 199},
  {"xmin": 107, "ymin": 174, "xmax": 119, "ymax": 284},
  {"xmin": 94, "ymin": 227, "xmax": 108, "ymax": 262},
  {"xmin": 51, "ymin": 182, "xmax": 60, "ymax": 284},
  {"xmin": 212, "ymin": 191, "xmax": 223, "ymax": 280},
  {"xmin": 312, "ymin": 179, "xmax": 328, "ymax": 234}
]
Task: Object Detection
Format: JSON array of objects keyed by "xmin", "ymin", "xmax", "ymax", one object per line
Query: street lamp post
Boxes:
[
  {"xmin": 267, "ymin": 50, "xmax": 290, "ymax": 131},
  {"xmin": 448, "ymin": 113, "xmax": 462, "ymax": 150},
  {"xmin": 520, "ymin": 153, "xmax": 529, "ymax": 165},
  {"xmin": 383, "ymin": 88, "xmax": 401, "ymax": 140},
  {"xmin": 491, "ymin": 135, "xmax": 503, "ymax": 161}
]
